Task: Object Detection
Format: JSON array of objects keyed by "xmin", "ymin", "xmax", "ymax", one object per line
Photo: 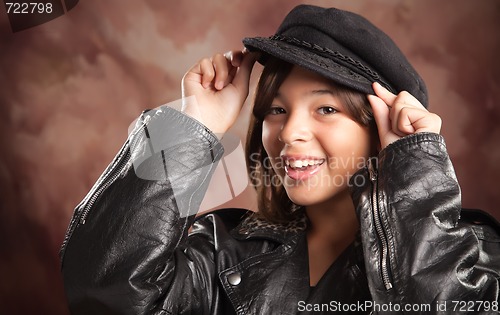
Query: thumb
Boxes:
[
  {"xmin": 232, "ymin": 52, "xmax": 258, "ymax": 95},
  {"xmin": 368, "ymin": 94, "xmax": 391, "ymax": 138}
]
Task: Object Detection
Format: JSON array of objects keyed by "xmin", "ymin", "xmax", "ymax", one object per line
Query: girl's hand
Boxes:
[
  {"xmin": 368, "ymin": 82, "xmax": 442, "ymax": 150},
  {"xmin": 181, "ymin": 50, "xmax": 258, "ymax": 137}
]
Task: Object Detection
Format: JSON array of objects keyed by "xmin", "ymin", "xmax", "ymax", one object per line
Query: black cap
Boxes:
[{"xmin": 243, "ymin": 5, "xmax": 428, "ymax": 107}]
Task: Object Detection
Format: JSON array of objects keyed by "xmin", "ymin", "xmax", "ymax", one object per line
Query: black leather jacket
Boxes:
[{"xmin": 60, "ymin": 107, "xmax": 500, "ymax": 314}]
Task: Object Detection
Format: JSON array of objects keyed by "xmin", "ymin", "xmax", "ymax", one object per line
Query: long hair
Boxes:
[{"xmin": 245, "ymin": 57, "xmax": 377, "ymax": 224}]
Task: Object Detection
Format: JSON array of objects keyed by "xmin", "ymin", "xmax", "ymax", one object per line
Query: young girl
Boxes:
[{"xmin": 61, "ymin": 5, "xmax": 499, "ymax": 314}]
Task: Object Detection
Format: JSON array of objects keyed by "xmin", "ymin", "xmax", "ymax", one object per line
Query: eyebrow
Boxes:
[
  {"xmin": 275, "ymin": 89, "xmax": 338, "ymax": 99},
  {"xmin": 310, "ymin": 89, "xmax": 338, "ymax": 96}
]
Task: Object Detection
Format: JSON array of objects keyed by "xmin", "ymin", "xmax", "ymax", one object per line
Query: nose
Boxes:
[{"xmin": 278, "ymin": 112, "xmax": 313, "ymax": 144}]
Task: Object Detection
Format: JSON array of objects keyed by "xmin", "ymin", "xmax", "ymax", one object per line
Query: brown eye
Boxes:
[
  {"xmin": 317, "ymin": 106, "xmax": 338, "ymax": 115},
  {"xmin": 267, "ymin": 106, "xmax": 286, "ymax": 115}
]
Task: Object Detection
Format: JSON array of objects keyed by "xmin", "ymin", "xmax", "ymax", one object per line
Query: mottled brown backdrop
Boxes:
[{"xmin": 1, "ymin": 0, "xmax": 499, "ymax": 314}]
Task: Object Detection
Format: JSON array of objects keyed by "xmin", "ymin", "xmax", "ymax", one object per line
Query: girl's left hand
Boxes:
[{"xmin": 367, "ymin": 82, "xmax": 442, "ymax": 150}]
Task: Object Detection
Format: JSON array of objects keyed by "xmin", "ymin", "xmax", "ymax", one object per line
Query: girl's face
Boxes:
[{"xmin": 262, "ymin": 66, "xmax": 372, "ymax": 207}]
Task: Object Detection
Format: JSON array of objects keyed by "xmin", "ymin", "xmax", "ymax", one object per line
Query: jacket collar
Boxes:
[
  {"xmin": 232, "ymin": 210, "xmax": 365, "ymax": 268},
  {"xmin": 232, "ymin": 212, "xmax": 308, "ymax": 243}
]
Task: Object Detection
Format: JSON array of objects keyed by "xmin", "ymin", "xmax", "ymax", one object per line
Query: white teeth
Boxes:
[
  {"xmin": 286, "ymin": 159, "xmax": 324, "ymax": 169},
  {"xmin": 293, "ymin": 160, "xmax": 303, "ymax": 168}
]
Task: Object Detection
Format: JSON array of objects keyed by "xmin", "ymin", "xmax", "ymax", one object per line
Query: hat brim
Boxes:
[{"xmin": 243, "ymin": 37, "xmax": 378, "ymax": 96}]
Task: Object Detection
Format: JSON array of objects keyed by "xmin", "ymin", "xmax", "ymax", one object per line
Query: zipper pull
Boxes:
[{"xmin": 367, "ymin": 157, "xmax": 378, "ymax": 182}]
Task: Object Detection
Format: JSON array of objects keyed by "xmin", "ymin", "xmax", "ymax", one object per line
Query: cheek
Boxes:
[
  {"xmin": 262, "ymin": 121, "xmax": 281, "ymax": 158},
  {"xmin": 321, "ymin": 123, "xmax": 372, "ymax": 161},
  {"xmin": 349, "ymin": 126, "xmax": 372, "ymax": 158}
]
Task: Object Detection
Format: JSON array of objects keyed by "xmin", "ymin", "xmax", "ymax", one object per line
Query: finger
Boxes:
[
  {"xmin": 224, "ymin": 50, "xmax": 244, "ymax": 67},
  {"xmin": 372, "ymin": 82, "xmax": 397, "ymax": 107},
  {"xmin": 224, "ymin": 50, "xmax": 247, "ymax": 86},
  {"xmin": 398, "ymin": 107, "xmax": 442, "ymax": 134},
  {"xmin": 367, "ymin": 94, "xmax": 391, "ymax": 138},
  {"xmin": 389, "ymin": 92, "xmax": 427, "ymax": 136},
  {"xmin": 212, "ymin": 53, "xmax": 231, "ymax": 90},
  {"xmin": 393, "ymin": 106, "xmax": 417, "ymax": 135},
  {"xmin": 199, "ymin": 58, "xmax": 215, "ymax": 89},
  {"xmin": 231, "ymin": 52, "xmax": 258, "ymax": 96},
  {"xmin": 389, "ymin": 102, "xmax": 412, "ymax": 137}
]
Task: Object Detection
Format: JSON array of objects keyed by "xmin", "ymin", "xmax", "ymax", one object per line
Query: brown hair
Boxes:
[{"xmin": 245, "ymin": 57, "xmax": 377, "ymax": 223}]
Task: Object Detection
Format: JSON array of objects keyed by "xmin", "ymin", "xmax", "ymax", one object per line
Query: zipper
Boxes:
[
  {"xmin": 60, "ymin": 115, "xmax": 150, "ymax": 261},
  {"xmin": 79, "ymin": 145, "xmax": 131, "ymax": 224},
  {"xmin": 367, "ymin": 158, "xmax": 393, "ymax": 291},
  {"xmin": 78, "ymin": 115, "xmax": 150, "ymax": 225},
  {"xmin": 60, "ymin": 139, "xmax": 131, "ymax": 261}
]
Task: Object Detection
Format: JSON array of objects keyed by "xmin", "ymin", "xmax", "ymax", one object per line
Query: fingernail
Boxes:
[
  {"xmin": 216, "ymin": 81, "xmax": 223, "ymax": 90},
  {"xmin": 374, "ymin": 82, "xmax": 388, "ymax": 91}
]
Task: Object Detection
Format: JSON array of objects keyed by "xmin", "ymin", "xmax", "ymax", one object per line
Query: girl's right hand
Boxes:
[{"xmin": 181, "ymin": 50, "xmax": 258, "ymax": 137}]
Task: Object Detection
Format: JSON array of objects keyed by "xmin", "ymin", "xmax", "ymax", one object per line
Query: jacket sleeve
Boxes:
[
  {"xmin": 60, "ymin": 106, "xmax": 224, "ymax": 315},
  {"xmin": 350, "ymin": 132, "xmax": 500, "ymax": 314}
]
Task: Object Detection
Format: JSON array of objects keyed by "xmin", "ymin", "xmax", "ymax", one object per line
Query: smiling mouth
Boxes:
[
  {"xmin": 284, "ymin": 158, "xmax": 325, "ymax": 169},
  {"xmin": 283, "ymin": 158, "xmax": 326, "ymax": 180}
]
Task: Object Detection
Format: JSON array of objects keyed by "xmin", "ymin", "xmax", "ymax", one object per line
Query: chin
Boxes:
[
  {"xmin": 284, "ymin": 188, "xmax": 328, "ymax": 206},
  {"xmin": 283, "ymin": 181, "xmax": 348, "ymax": 207}
]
